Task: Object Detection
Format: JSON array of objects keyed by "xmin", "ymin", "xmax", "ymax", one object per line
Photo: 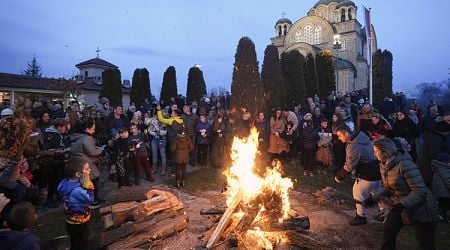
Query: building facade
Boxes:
[{"xmin": 271, "ymin": 0, "xmax": 377, "ymax": 94}]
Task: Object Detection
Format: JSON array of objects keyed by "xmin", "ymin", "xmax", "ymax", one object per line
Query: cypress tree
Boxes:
[
  {"xmin": 99, "ymin": 68, "xmax": 122, "ymax": 106},
  {"xmin": 305, "ymin": 53, "xmax": 319, "ymax": 98},
  {"xmin": 281, "ymin": 50, "xmax": 306, "ymax": 109},
  {"xmin": 372, "ymin": 49, "xmax": 384, "ymax": 106},
  {"xmin": 230, "ymin": 37, "xmax": 264, "ymax": 116},
  {"xmin": 316, "ymin": 50, "xmax": 335, "ymax": 98},
  {"xmin": 261, "ymin": 45, "xmax": 286, "ymax": 114},
  {"xmin": 160, "ymin": 66, "xmax": 178, "ymax": 103},
  {"xmin": 130, "ymin": 68, "xmax": 151, "ymax": 108},
  {"xmin": 382, "ymin": 49, "xmax": 393, "ymax": 98},
  {"xmin": 186, "ymin": 66, "xmax": 207, "ymax": 104}
]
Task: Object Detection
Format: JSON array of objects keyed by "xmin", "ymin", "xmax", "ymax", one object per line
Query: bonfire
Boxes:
[{"xmin": 203, "ymin": 128, "xmax": 325, "ymax": 249}]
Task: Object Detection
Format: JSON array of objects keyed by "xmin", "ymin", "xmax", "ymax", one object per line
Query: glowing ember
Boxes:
[{"xmin": 225, "ymin": 127, "xmax": 294, "ymax": 220}]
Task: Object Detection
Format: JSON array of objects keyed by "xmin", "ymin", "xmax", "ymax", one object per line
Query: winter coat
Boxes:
[
  {"xmin": 379, "ymin": 150, "xmax": 439, "ymax": 224},
  {"xmin": 254, "ymin": 118, "xmax": 269, "ymax": 147},
  {"xmin": 0, "ymin": 229, "xmax": 40, "ymax": 250},
  {"xmin": 342, "ymin": 132, "xmax": 380, "ymax": 181},
  {"xmin": 195, "ymin": 121, "xmax": 211, "ymax": 145},
  {"xmin": 268, "ymin": 116, "xmax": 288, "ymax": 154},
  {"xmin": 128, "ymin": 133, "xmax": 148, "ymax": 157},
  {"xmin": 431, "ymin": 159, "xmax": 450, "ymax": 199},
  {"xmin": 356, "ymin": 110, "xmax": 375, "ymax": 133},
  {"xmin": 44, "ymin": 128, "xmax": 71, "ymax": 166},
  {"xmin": 57, "ymin": 179, "xmax": 94, "ymax": 224},
  {"xmin": 181, "ymin": 113, "xmax": 198, "ymax": 137},
  {"xmin": 104, "ymin": 113, "xmax": 130, "ymax": 133},
  {"xmin": 157, "ymin": 110, "xmax": 184, "ymax": 143},
  {"xmin": 369, "ymin": 119, "xmax": 391, "ymax": 140},
  {"xmin": 299, "ymin": 122, "xmax": 319, "ymax": 150},
  {"xmin": 419, "ymin": 128, "xmax": 450, "ymax": 184},
  {"xmin": 394, "ymin": 118, "xmax": 418, "ymax": 144},
  {"xmin": 170, "ymin": 134, "xmax": 192, "ymax": 164},
  {"xmin": 70, "ymin": 133, "xmax": 102, "ymax": 179}
]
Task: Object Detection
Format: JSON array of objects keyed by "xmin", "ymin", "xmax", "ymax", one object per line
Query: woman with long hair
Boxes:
[{"xmin": 267, "ymin": 108, "xmax": 288, "ymax": 162}]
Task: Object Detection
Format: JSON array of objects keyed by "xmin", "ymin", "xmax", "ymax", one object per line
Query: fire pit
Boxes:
[{"xmin": 201, "ymin": 128, "xmax": 329, "ymax": 249}]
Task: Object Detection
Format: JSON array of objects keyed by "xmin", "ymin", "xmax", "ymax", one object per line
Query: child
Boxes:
[
  {"xmin": 111, "ymin": 128, "xmax": 133, "ymax": 188},
  {"xmin": 128, "ymin": 124, "xmax": 154, "ymax": 185},
  {"xmin": 316, "ymin": 118, "xmax": 333, "ymax": 174},
  {"xmin": 0, "ymin": 201, "xmax": 40, "ymax": 249},
  {"xmin": 170, "ymin": 128, "xmax": 192, "ymax": 187},
  {"xmin": 280, "ymin": 121, "xmax": 296, "ymax": 162},
  {"xmin": 57, "ymin": 155, "xmax": 94, "ymax": 250}
]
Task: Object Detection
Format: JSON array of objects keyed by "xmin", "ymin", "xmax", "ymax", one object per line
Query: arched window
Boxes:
[
  {"xmin": 341, "ymin": 9, "xmax": 346, "ymax": 22},
  {"xmin": 84, "ymin": 70, "xmax": 88, "ymax": 79},
  {"xmin": 295, "ymin": 31, "xmax": 302, "ymax": 42},
  {"xmin": 348, "ymin": 8, "xmax": 352, "ymax": 20},
  {"xmin": 314, "ymin": 26, "xmax": 322, "ymax": 44},
  {"xmin": 303, "ymin": 25, "xmax": 313, "ymax": 44},
  {"xmin": 278, "ymin": 26, "xmax": 282, "ymax": 36},
  {"xmin": 330, "ymin": 11, "xmax": 336, "ymax": 22},
  {"xmin": 283, "ymin": 25, "xmax": 288, "ymax": 35}
]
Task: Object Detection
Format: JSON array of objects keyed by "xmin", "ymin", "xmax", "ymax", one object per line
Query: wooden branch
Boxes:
[
  {"xmin": 99, "ymin": 209, "xmax": 180, "ymax": 247},
  {"xmin": 206, "ymin": 190, "xmax": 243, "ymax": 249},
  {"xmin": 107, "ymin": 213, "xmax": 189, "ymax": 250},
  {"xmin": 200, "ymin": 208, "xmax": 226, "ymax": 215}
]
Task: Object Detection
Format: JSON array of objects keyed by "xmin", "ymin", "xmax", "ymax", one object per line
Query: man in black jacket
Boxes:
[{"xmin": 43, "ymin": 118, "xmax": 71, "ymax": 208}]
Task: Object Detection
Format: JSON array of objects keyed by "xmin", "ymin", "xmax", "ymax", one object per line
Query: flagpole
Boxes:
[{"xmin": 369, "ymin": 8, "xmax": 373, "ymax": 105}]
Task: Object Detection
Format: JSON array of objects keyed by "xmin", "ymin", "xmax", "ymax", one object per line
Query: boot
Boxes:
[
  {"xmin": 348, "ymin": 214, "xmax": 367, "ymax": 226},
  {"xmin": 176, "ymin": 181, "xmax": 180, "ymax": 188},
  {"xmin": 182, "ymin": 180, "xmax": 186, "ymax": 187}
]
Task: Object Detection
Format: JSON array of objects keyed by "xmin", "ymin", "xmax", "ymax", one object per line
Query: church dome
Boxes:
[
  {"xmin": 275, "ymin": 18, "xmax": 292, "ymax": 26},
  {"xmin": 313, "ymin": 0, "xmax": 346, "ymax": 9},
  {"xmin": 336, "ymin": 0, "xmax": 356, "ymax": 8}
]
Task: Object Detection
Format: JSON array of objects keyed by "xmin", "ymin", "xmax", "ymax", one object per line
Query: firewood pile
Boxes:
[
  {"xmin": 98, "ymin": 188, "xmax": 188, "ymax": 249},
  {"xmin": 199, "ymin": 190, "xmax": 330, "ymax": 249}
]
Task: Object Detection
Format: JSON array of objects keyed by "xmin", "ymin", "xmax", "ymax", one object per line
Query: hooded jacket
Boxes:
[
  {"xmin": 0, "ymin": 229, "xmax": 40, "ymax": 250},
  {"xmin": 70, "ymin": 133, "xmax": 102, "ymax": 178},
  {"xmin": 343, "ymin": 131, "xmax": 381, "ymax": 181},
  {"xmin": 57, "ymin": 178, "xmax": 94, "ymax": 224},
  {"xmin": 157, "ymin": 110, "xmax": 184, "ymax": 143}
]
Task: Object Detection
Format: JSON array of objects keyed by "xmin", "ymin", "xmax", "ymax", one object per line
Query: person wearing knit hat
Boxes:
[
  {"xmin": 303, "ymin": 112, "xmax": 312, "ymax": 121},
  {"xmin": 1, "ymin": 108, "xmax": 14, "ymax": 118}
]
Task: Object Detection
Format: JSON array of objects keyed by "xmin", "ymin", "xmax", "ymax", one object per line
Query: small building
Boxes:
[{"xmin": 0, "ymin": 56, "xmax": 130, "ymax": 108}]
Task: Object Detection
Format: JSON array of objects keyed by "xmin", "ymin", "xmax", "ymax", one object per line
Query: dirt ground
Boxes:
[{"xmin": 32, "ymin": 164, "xmax": 448, "ymax": 249}]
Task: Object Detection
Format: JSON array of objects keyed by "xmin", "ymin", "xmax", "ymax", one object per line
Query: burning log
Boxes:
[
  {"xmin": 206, "ymin": 190, "xmax": 243, "ymax": 249},
  {"xmin": 252, "ymin": 216, "xmax": 310, "ymax": 232},
  {"xmin": 200, "ymin": 208, "xmax": 226, "ymax": 215}
]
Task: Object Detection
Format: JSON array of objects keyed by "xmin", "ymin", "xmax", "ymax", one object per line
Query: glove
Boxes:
[
  {"xmin": 362, "ymin": 194, "xmax": 377, "ymax": 207},
  {"xmin": 334, "ymin": 168, "xmax": 351, "ymax": 183},
  {"xmin": 391, "ymin": 203, "xmax": 404, "ymax": 213}
]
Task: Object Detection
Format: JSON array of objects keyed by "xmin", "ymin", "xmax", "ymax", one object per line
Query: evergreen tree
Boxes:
[
  {"xmin": 230, "ymin": 37, "xmax": 264, "ymax": 116},
  {"xmin": 22, "ymin": 55, "xmax": 42, "ymax": 78},
  {"xmin": 186, "ymin": 66, "xmax": 207, "ymax": 104},
  {"xmin": 382, "ymin": 49, "xmax": 393, "ymax": 98},
  {"xmin": 372, "ymin": 49, "xmax": 393, "ymax": 106},
  {"xmin": 99, "ymin": 69, "xmax": 122, "ymax": 106},
  {"xmin": 305, "ymin": 53, "xmax": 319, "ymax": 98},
  {"xmin": 280, "ymin": 50, "xmax": 306, "ymax": 108},
  {"xmin": 160, "ymin": 66, "xmax": 178, "ymax": 103},
  {"xmin": 261, "ymin": 45, "xmax": 286, "ymax": 114},
  {"xmin": 316, "ymin": 50, "xmax": 335, "ymax": 98},
  {"xmin": 130, "ymin": 68, "xmax": 151, "ymax": 108}
]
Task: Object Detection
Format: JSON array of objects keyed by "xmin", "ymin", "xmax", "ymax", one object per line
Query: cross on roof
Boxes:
[
  {"xmin": 96, "ymin": 47, "xmax": 101, "ymax": 58},
  {"xmin": 281, "ymin": 11, "xmax": 286, "ymax": 18}
]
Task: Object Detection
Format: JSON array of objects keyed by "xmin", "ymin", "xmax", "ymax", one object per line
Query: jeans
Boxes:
[
  {"xmin": 382, "ymin": 210, "xmax": 436, "ymax": 249},
  {"xmin": 353, "ymin": 178, "xmax": 381, "ymax": 217},
  {"xmin": 151, "ymin": 138, "xmax": 166, "ymax": 174}
]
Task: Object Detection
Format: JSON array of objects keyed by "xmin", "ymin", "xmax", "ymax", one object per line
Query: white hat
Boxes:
[
  {"xmin": 1, "ymin": 108, "xmax": 14, "ymax": 117},
  {"xmin": 303, "ymin": 113, "xmax": 312, "ymax": 120},
  {"xmin": 133, "ymin": 111, "xmax": 142, "ymax": 117}
]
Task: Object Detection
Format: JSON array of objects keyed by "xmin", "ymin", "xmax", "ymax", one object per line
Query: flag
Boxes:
[{"xmin": 363, "ymin": 6, "xmax": 372, "ymax": 57}]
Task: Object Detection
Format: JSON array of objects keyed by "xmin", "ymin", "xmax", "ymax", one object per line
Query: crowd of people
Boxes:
[{"xmin": 0, "ymin": 90, "xmax": 448, "ymax": 249}]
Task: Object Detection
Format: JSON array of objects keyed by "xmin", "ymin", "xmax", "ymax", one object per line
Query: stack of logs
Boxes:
[
  {"xmin": 98, "ymin": 189, "xmax": 188, "ymax": 249},
  {"xmin": 200, "ymin": 190, "xmax": 330, "ymax": 249}
]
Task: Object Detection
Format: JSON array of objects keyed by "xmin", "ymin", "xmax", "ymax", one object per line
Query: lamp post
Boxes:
[{"xmin": 333, "ymin": 34, "xmax": 342, "ymax": 94}]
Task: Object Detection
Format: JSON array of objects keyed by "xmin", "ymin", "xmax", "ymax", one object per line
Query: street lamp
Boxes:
[{"xmin": 333, "ymin": 34, "xmax": 342, "ymax": 94}]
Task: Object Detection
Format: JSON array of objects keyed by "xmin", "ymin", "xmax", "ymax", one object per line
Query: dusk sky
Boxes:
[{"xmin": 1, "ymin": 0, "xmax": 449, "ymax": 98}]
